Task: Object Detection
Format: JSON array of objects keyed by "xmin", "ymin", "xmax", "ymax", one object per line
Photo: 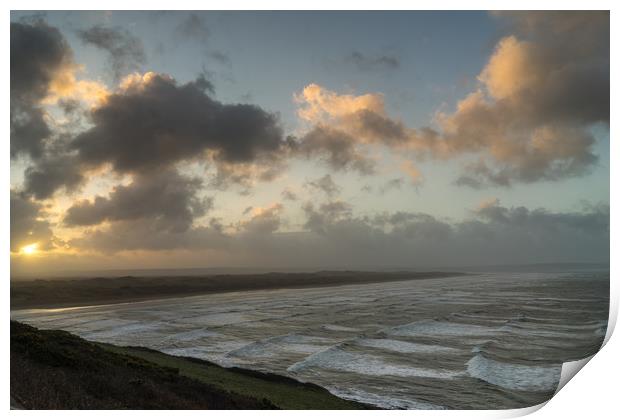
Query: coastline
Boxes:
[{"xmin": 11, "ymin": 270, "xmax": 466, "ymax": 310}]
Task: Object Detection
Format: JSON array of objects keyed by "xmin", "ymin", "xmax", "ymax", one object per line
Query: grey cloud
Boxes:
[
  {"xmin": 296, "ymin": 126, "xmax": 375, "ymax": 175},
  {"xmin": 64, "ymin": 170, "xmax": 211, "ymax": 232},
  {"xmin": 68, "ymin": 198, "xmax": 608, "ymax": 267},
  {"xmin": 71, "ymin": 74, "xmax": 287, "ymax": 174},
  {"xmin": 77, "ymin": 25, "xmax": 146, "ymax": 80},
  {"xmin": 378, "ymin": 178, "xmax": 404, "ymax": 194},
  {"xmin": 302, "ymin": 200, "xmax": 353, "ymax": 234},
  {"xmin": 238, "ymin": 204, "xmax": 284, "ymax": 235},
  {"xmin": 281, "ymin": 188, "xmax": 298, "ymax": 201},
  {"xmin": 211, "ymin": 51, "xmax": 231, "ymax": 67},
  {"xmin": 69, "ymin": 219, "xmax": 229, "ymax": 253},
  {"xmin": 176, "ymin": 13, "xmax": 210, "ymax": 44},
  {"xmin": 10, "ymin": 20, "xmax": 72, "ymax": 159},
  {"xmin": 347, "ymin": 51, "xmax": 400, "ymax": 71},
  {"xmin": 305, "ymin": 174, "xmax": 341, "ymax": 198},
  {"xmin": 23, "ymin": 154, "xmax": 84, "ymax": 200}
]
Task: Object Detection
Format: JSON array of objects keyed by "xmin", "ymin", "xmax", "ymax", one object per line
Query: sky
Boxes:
[{"xmin": 10, "ymin": 11, "xmax": 610, "ymax": 276}]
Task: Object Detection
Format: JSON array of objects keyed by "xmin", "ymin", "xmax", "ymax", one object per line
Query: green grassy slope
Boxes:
[{"xmin": 10, "ymin": 321, "xmax": 370, "ymax": 410}]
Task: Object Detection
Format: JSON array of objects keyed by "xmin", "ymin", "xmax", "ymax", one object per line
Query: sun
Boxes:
[{"xmin": 20, "ymin": 243, "xmax": 39, "ymax": 255}]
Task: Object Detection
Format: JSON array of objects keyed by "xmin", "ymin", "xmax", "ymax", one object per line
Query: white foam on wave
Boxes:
[
  {"xmin": 356, "ymin": 339, "xmax": 461, "ymax": 354},
  {"xmin": 288, "ymin": 347, "xmax": 462, "ymax": 379},
  {"xmin": 184, "ymin": 312, "xmax": 250, "ymax": 326},
  {"xmin": 387, "ymin": 320, "xmax": 499, "ymax": 337},
  {"xmin": 165, "ymin": 328, "xmax": 221, "ymax": 341},
  {"xmin": 80, "ymin": 321, "xmax": 163, "ymax": 340},
  {"xmin": 227, "ymin": 334, "xmax": 333, "ymax": 358},
  {"xmin": 322, "ymin": 324, "xmax": 360, "ymax": 332},
  {"xmin": 499, "ymin": 323, "xmax": 606, "ymax": 340},
  {"xmin": 466, "ymin": 353, "xmax": 561, "ymax": 392},
  {"xmin": 328, "ymin": 387, "xmax": 446, "ymax": 410}
]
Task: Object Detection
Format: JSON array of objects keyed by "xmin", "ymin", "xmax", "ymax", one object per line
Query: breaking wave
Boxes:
[{"xmin": 466, "ymin": 352, "xmax": 561, "ymax": 392}]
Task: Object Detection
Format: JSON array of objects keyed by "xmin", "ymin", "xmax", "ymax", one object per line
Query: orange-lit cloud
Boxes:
[
  {"xmin": 295, "ymin": 83, "xmax": 385, "ymax": 123},
  {"xmin": 42, "ymin": 63, "xmax": 109, "ymax": 107}
]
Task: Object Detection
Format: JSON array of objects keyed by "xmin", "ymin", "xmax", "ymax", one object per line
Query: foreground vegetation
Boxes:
[{"xmin": 11, "ymin": 321, "xmax": 370, "ymax": 409}]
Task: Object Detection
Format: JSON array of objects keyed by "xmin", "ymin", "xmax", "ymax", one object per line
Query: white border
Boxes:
[{"xmin": 3, "ymin": 2, "xmax": 617, "ymax": 419}]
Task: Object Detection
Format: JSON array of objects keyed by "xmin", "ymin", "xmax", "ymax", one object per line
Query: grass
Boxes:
[{"xmin": 11, "ymin": 321, "xmax": 370, "ymax": 410}]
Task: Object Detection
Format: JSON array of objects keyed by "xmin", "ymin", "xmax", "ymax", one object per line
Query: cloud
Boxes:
[
  {"xmin": 296, "ymin": 126, "xmax": 376, "ymax": 174},
  {"xmin": 10, "ymin": 190, "xmax": 56, "ymax": 252},
  {"xmin": 378, "ymin": 178, "xmax": 404, "ymax": 194},
  {"xmin": 346, "ymin": 51, "xmax": 400, "ymax": 71},
  {"xmin": 281, "ymin": 188, "xmax": 298, "ymax": 201},
  {"xmin": 71, "ymin": 72, "xmax": 287, "ymax": 174},
  {"xmin": 210, "ymin": 50, "xmax": 231, "ymax": 67},
  {"xmin": 11, "ymin": 18, "xmax": 108, "ymax": 170},
  {"xmin": 305, "ymin": 174, "xmax": 341, "ymax": 198},
  {"xmin": 23, "ymin": 70, "xmax": 291, "ymax": 197},
  {"xmin": 238, "ymin": 203, "xmax": 284, "ymax": 235},
  {"xmin": 64, "ymin": 169, "xmax": 211, "ymax": 232},
  {"xmin": 433, "ymin": 11, "xmax": 608, "ymax": 186},
  {"xmin": 295, "ymin": 83, "xmax": 386, "ymax": 124},
  {"xmin": 176, "ymin": 13, "xmax": 210, "ymax": 44},
  {"xmin": 302, "ymin": 200, "xmax": 353, "ymax": 234},
  {"xmin": 23, "ymin": 154, "xmax": 84, "ymax": 200},
  {"xmin": 293, "ymin": 12, "xmax": 609, "ymax": 187},
  {"xmin": 69, "ymin": 219, "xmax": 229, "ymax": 253},
  {"xmin": 292, "ymin": 84, "xmax": 409, "ymax": 174},
  {"xmin": 400, "ymin": 161, "xmax": 424, "ymax": 187},
  {"xmin": 63, "ymin": 195, "xmax": 608, "ymax": 267},
  {"xmin": 77, "ymin": 25, "xmax": 146, "ymax": 80},
  {"xmin": 10, "ymin": 20, "xmax": 72, "ymax": 159}
]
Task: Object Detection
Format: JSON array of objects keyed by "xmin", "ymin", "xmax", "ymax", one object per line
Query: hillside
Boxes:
[{"xmin": 10, "ymin": 321, "xmax": 371, "ymax": 409}]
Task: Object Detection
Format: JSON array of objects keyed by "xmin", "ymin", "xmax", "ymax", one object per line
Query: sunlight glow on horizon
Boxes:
[{"xmin": 20, "ymin": 243, "xmax": 39, "ymax": 255}]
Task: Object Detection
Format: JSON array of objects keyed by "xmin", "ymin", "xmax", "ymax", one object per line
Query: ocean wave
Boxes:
[
  {"xmin": 227, "ymin": 334, "xmax": 331, "ymax": 358},
  {"xmin": 328, "ymin": 387, "xmax": 447, "ymax": 410},
  {"xmin": 386, "ymin": 320, "xmax": 500, "ymax": 337},
  {"xmin": 355, "ymin": 338, "xmax": 461, "ymax": 354},
  {"xmin": 466, "ymin": 353, "xmax": 561, "ymax": 392},
  {"xmin": 288, "ymin": 347, "xmax": 462, "ymax": 379}
]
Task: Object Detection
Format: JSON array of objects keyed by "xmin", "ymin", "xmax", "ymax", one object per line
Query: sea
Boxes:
[{"xmin": 11, "ymin": 271, "xmax": 609, "ymax": 409}]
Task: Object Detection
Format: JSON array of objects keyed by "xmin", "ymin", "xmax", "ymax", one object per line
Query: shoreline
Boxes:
[{"xmin": 11, "ymin": 270, "xmax": 467, "ymax": 310}]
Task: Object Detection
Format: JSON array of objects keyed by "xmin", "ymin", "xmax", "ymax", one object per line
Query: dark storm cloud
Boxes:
[
  {"xmin": 77, "ymin": 25, "xmax": 146, "ymax": 80},
  {"xmin": 346, "ymin": 51, "xmax": 400, "ymax": 71},
  {"xmin": 10, "ymin": 106, "xmax": 51, "ymax": 160},
  {"xmin": 10, "ymin": 20, "xmax": 72, "ymax": 159},
  {"xmin": 64, "ymin": 170, "xmax": 212, "ymax": 232},
  {"xmin": 71, "ymin": 73, "xmax": 288, "ymax": 174},
  {"xmin": 10, "ymin": 190, "xmax": 56, "ymax": 252},
  {"xmin": 23, "ymin": 154, "xmax": 84, "ymax": 200}
]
